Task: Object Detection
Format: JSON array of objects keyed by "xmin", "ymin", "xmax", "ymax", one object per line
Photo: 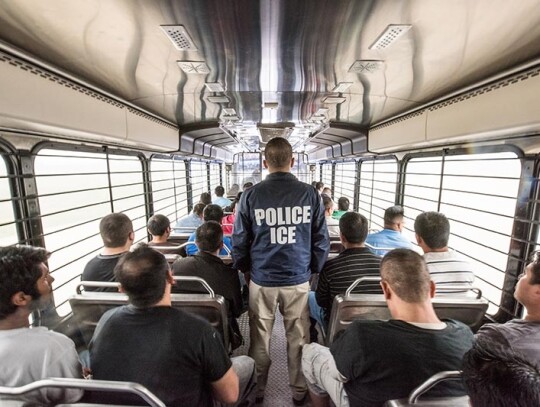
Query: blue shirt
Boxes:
[
  {"xmin": 365, "ymin": 229, "xmax": 414, "ymax": 256},
  {"xmin": 174, "ymin": 213, "xmax": 203, "ymax": 230},
  {"xmin": 185, "ymin": 233, "xmax": 233, "ymax": 256},
  {"xmin": 212, "ymin": 196, "xmax": 232, "ymax": 208}
]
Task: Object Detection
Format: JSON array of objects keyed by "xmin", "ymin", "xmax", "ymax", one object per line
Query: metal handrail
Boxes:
[
  {"xmin": 173, "ymin": 276, "xmax": 215, "ymax": 297},
  {"xmin": 0, "ymin": 377, "xmax": 165, "ymax": 407},
  {"xmin": 407, "ymin": 371, "xmax": 462, "ymax": 404},
  {"xmin": 76, "ymin": 282, "xmax": 121, "ymax": 294}
]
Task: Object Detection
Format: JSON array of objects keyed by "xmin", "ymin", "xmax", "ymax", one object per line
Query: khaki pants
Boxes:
[{"xmin": 248, "ymin": 281, "xmax": 310, "ymax": 400}]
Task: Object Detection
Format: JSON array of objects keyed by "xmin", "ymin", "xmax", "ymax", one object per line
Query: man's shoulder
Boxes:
[{"xmin": 3, "ymin": 327, "xmax": 75, "ymax": 349}]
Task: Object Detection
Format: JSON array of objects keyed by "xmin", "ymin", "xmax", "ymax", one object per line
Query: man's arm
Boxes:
[
  {"xmin": 211, "ymin": 366, "xmax": 239, "ymax": 403},
  {"xmin": 310, "ymin": 193, "xmax": 330, "ymax": 274},
  {"xmin": 232, "ymin": 194, "xmax": 252, "ymax": 272},
  {"xmin": 315, "ymin": 266, "xmax": 332, "ymax": 311}
]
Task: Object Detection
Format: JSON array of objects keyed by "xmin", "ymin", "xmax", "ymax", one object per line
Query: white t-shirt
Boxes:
[{"xmin": 0, "ymin": 327, "xmax": 83, "ymax": 404}]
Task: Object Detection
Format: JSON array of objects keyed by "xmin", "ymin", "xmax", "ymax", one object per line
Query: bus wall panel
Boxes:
[
  {"xmin": 427, "ymin": 73, "xmax": 540, "ymax": 142},
  {"xmin": 368, "ymin": 111, "xmax": 427, "ymax": 152},
  {"xmin": 125, "ymin": 110, "xmax": 179, "ymax": 151},
  {"xmin": 0, "ymin": 60, "xmax": 127, "ymax": 142}
]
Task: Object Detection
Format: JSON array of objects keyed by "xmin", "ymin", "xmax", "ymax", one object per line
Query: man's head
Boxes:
[
  {"xmin": 414, "ymin": 211, "xmax": 450, "ymax": 251},
  {"xmin": 380, "ymin": 249, "xmax": 432, "ymax": 303},
  {"xmin": 315, "ymin": 182, "xmax": 324, "ymax": 193},
  {"xmin": 99, "ymin": 213, "xmax": 133, "ymax": 248},
  {"xmin": 203, "ymin": 204, "xmax": 224, "ymax": 223},
  {"xmin": 196, "ymin": 221, "xmax": 224, "ymax": 253},
  {"xmin": 114, "ymin": 244, "xmax": 170, "ymax": 308},
  {"xmin": 193, "ymin": 203, "xmax": 206, "ymax": 218},
  {"xmin": 214, "ymin": 186, "xmax": 225, "ymax": 197},
  {"xmin": 339, "ymin": 212, "xmax": 369, "ymax": 245},
  {"xmin": 322, "ymin": 195, "xmax": 334, "ymax": 216},
  {"xmin": 263, "ymin": 137, "xmax": 293, "ymax": 171},
  {"xmin": 384, "ymin": 205, "xmax": 405, "ymax": 232},
  {"xmin": 0, "ymin": 245, "xmax": 53, "ymax": 320},
  {"xmin": 337, "ymin": 197, "xmax": 350, "ymax": 211},
  {"xmin": 200, "ymin": 192, "xmax": 212, "ymax": 205},
  {"xmin": 147, "ymin": 214, "xmax": 170, "ymax": 237},
  {"xmin": 514, "ymin": 251, "xmax": 540, "ymax": 317},
  {"xmin": 462, "ymin": 337, "xmax": 540, "ymax": 407},
  {"xmin": 322, "ymin": 187, "xmax": 332, "ymax": 197}
]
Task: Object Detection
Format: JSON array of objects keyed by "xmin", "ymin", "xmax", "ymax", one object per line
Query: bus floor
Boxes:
[{"xmin": 232, "ymin": 310, "xmax": 318, "ymax": 407}]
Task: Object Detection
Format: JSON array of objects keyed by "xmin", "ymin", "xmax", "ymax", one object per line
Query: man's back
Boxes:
[
  {"xmin": 476, "ymin": 319, "xmax": 540, "ymax": 366},
  {"xmin": 81, "ymin": 253, "xmax": 124, "ymax": 291},
  {"xmin": 0, "ymin": 327, "xmax": 82, "ymax": 405},
  {"xmin": 233, "ymin": 172, "xmax": 329, "ymax": 285},
  {"xmin": 423, "ymin": 250, "xmax": 475, "ymax": 292},
  {"xmin": 330, "ymin": 319, "xmax": 473, "ymax": 406},
  {"xmin": 365, "ymin": 229, "xmax": 414, "ymax": 256},
  {"xmin": 90, "ymin": 305, "xmax": 231, "ymax": 406},
  {"xmin": 315, "ymin": 247, "xmax": 381, "ymax": 319}
]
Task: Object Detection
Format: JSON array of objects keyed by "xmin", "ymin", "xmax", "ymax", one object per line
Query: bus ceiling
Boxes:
[{"xmin": 1, "ymin": 1, "xmax": 540, "ymax": 159}]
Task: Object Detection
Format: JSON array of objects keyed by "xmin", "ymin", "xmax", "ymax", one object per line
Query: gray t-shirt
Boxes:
[{"xmin": 476, "ymin": 319, "xmax": 540, "ymax": 366}]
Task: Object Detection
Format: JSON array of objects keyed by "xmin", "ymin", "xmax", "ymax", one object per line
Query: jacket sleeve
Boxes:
[
  {"xmin": 226, "ymin": 266, "xmax": 244, "ymax": 318},
  {"xmin": 310, "ymin": 193, "xmax": 330, "ymax": 274},
  {"xmin": 315, "ymin": 265, "xmax": 332, "ymax": 311},
  {"xmin": 232, "ymin": 193, "xmax": 252, "ymax": 272}
]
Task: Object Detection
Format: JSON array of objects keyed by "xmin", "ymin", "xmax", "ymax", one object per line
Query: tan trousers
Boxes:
[{"xmin": 248, "ymin": 281, "xmax": 310, "ymax": 400}]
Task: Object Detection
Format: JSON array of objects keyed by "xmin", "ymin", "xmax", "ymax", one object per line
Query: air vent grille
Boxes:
[
  {"xmin": 177, "ymin": 61, "xmax": 209, "ymax": 74},
  {"xmin": 160, "ymin": 25, "xmax": 198, "ymax": 51},
  {"xmin": 369, "ymin": 24, "xmax": 412, "ymax": 50},
  {"xmin": 348, "ymin": 60, "xmax": 384, "ymax": 74}
]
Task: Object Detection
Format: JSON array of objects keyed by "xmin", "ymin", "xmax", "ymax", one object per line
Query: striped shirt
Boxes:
[
  {"xmin": 315, "ymin": 247, "xmax": 382, "ymax": 320},
  {"xmin": 423, "ymin": 250, "xmax": 475, "ymax": 294}
]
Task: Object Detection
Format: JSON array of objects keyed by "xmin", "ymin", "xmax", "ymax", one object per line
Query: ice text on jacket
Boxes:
[{"xmin": 254, "ymin": 206, "xmax": 311, "ymax": 244}]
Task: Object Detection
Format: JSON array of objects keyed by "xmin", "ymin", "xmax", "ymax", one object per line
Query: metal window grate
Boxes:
[
  {"xmin": 150, "ymin": 157, "xmax": 188, "ymax": 222},
  {"xmin": 334, "ymin": 161, "xmax": 357, "ymax": 209},
  {"xmin": 0, "ymin": 150, "xmax": 19, "ymax": 246}
]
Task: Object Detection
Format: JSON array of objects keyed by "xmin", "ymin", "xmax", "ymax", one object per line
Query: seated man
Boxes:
[
  {"xmin": 81, "ymin": 213, "xmax": 134, "ymax": 291},
  {"xmin": 186, "ymin": 204, "xmax": 232, "ymax": 256},
  {"xmin": 147, "ymin": 214, "xmax": 183, "ymax": 256},
  {"xmin": 332, "ymin": 197, "xmax": 350, "ymax": 220},
  {"xmin": 462, "ymin": 337, "xmax": 540, "ymax": 407},
  {"xmin": 0, "ymin": 246, "xmax": 82, "ymax": 405},
  {"xmin": 89, "ymin": 244, "xmax": 256, "ymax": 406},
  {"xmin": 213, "ymin": 185, "xmax": 232, "ymax": 208},
  {"xmin": 302, "ymin": 249, "xmax": 474, "ymax": 407},
  {"xmin": 200, "ymin": 192, "xmax": 212, "ymax": 206},
  {"xmin": 172, "ymin": 221, "xmax": 244, "ymax": 348},
  {"xmin": 414, "ymin": 211, "xmax": 475, "ymax": 293},
  {"xmin": 365, "ymin": 205, "xmax": 414, "ymax": 256},
  {"xmin": 475, "ymin": 251, "xmax": 540, "ymax": 366},
  {"xmin": 310, "ymin": 212, "xmax": 381, "ymax": 331},
  {"xmin": 323, "ymin": 195, "xmax": 340, "ymax": 237},
  {"xmin": 174, "ymin": 202, "xmax": 205, "ymax": 230}
]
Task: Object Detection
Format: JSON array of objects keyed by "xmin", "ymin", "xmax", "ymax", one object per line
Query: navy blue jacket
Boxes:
[{"xmin": 232, "ymin": 172, "xmax": 330, "ymax": 287}]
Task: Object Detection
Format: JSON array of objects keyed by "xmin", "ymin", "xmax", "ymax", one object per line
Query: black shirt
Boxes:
[{"xmin": 81, "ymin": 253, "xmax": 125, "ymax": 292}]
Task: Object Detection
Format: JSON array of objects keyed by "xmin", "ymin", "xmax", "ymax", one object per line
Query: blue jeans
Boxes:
[{"xmin": 308, "ymin": 291, "xmax": 328, "ymax": 334}]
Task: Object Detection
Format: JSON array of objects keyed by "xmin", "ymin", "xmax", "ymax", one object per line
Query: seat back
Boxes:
[
  {"xmin": 326, "ymin": 277, "xmax": 488, "ymax": 345},
  {"xmin": 384, "ymin": 371, "xmax": 470, "ymax": 407},
  {"xmin": 70, "ymin": 277, "xmax": 229, "ymax": 349}
]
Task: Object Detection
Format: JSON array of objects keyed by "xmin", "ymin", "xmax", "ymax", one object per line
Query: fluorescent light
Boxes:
[
  {"xmin": 222, "ymin": 108, "xmax": 236, "ymax": 115},
  {"xmin": 205, "ymin": 83, "xmax": 225, "ymax": 92},
  {"xmin": 332, "ymin": 82, "xmax": 353, "ymax": 93},
  {"xmin": 322, "ymin": 96, "xmax": 346, "ymax": 104},
  {"xmin": 207, "ymin": 96, "xmax": 229, "ymax": 103}
]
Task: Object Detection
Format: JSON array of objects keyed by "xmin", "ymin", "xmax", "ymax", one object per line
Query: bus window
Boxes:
[
  {"xmin": 333, "ymin": 161, "xmax": 357, "ymax": 211},
  {"xmin": 232, "ymin": 153, "xmax": 261, "ymax": 187},
  {"xmin": 403, "ymin": 151, "xmax": 521, "ymax": 315},
  {"xmin": 150, "ymin": 156, "xmax": 189, "ymax": 222},
  {"xmin": 359, "ymin": 158, "xmax": 398, "ymax": 232},
  {"xmin": 190, "ymin": 161, "xmax": 208, "ymax": 204},
  {"xmin": 0, "ymin": 150, "xmax": 18, "ymax": 246},
  {"xmin": 321, "ymin": 163, "xmax": 333, "ymax": 192},
  {"xmin": 209, "ymin": 162, "xmax": 222, "ymax": 194}
]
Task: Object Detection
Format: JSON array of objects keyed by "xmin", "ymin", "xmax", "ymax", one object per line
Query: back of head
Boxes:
[
  {"xmin": 462, "ymin": 337, "xmax": 540, "ymax": 407},
  {"xmin": 100, "ymin": 213, "xmax": 133, "ymax": 248},
  {"xmin": 322, "ymin": 187, "xmax": 332, "ymax": 197},
  {"xmin": 0, "ymin": 245, "xmax": 50, "ymax": 319},
  {"xmin": 339, "ymin": 212, "xmax": 368, "ymax": 244},
  {"xmin": 337, "ymin": 197, "xmax": 350, "ymax": 211},
  {"xmin": 203, "ymin": 204, "xmax": 224, "ymax": 222},
  {"xmin": 381, "ymin": 249, "xmax": 431, "ymax": 303},
  {"xmin": 114, "ymin": 244, "xmax": 168, "ymax": 308},
  {"xmin": 214, "ymin": 185, "xmax": 225, "ymax": 197},
  {"xmin": 264, "ymin": 137, "xmax": 292, "ymax": 169},
  {"xmin": 196, "ymin": 221, "xmax": 223, "ymax": 252},
  {"xmin": 322, "ymin": 195, "xmax": 334, "ymax": 213},
  {"xmin": 315, "ymin": 181, "xmax": 324, "ymax": 192},
  {"xmin": 147, "ymin": 214, "xmax": 170, "ymax": 236},
  {"xmin": 529, "ymin": 251, "xmax": 540, "ymax": 285},
  {"xmin": 384, "ymin": 205, "xmax": 404, "ymax": 226},
  {"xmin": 193, "ymin": 203, "xmax": 206, "ymax": 217},
  {"xmin": 199, "ymin": 192, "xmax": 212, "ymax": 205},
  {"xmin": 414, "ymin": 211, "xmax": 450, "ymax": 249}
]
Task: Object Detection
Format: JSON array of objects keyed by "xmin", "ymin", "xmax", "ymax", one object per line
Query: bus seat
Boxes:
[
  {"xmin": 384, "ymin": 371, "xmax": 469, "ymax": 406},
  {"xmin": 325, "ymin": 277, "xmax": 488, "ymax": 345},
  {"xmin": 70, "ymin": 277, "xmax": 229, "ymax": 349},
  {"xmin": 0, "ymin": 377, "xmax": 165, "ymax": 407}
]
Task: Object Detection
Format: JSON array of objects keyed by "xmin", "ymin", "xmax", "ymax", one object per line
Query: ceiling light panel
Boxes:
[
  {"xmin": 207, "ymin": 95, "xmax": 229, "ymax": 103},
  {"xmin": 177, "ymin": 61, "xmax": 210, "ymax": 74},
  {"xmin": 222, "ymin": 108, "xmax": 237, "ymax": 115},
  {"xmin": 322, "ymin": 96, "xmax": 346, "ymax": 104},
  {"xmin": 332, "ymin": 82, "xmax": 353, "ymax": 93},
  {"xmin": 205, "ymin": 83, "xmax": 225, "ymax": 92},
  {"xmin": 160, "ymin": 25, "xmax": 198, "ymax": 51},
  {"xmin": 369, "ymin": 24, "xmax": 412, "ymax": 50},
  {"xmin": 348, "ymin": 60, "xmax": 384, "ymax": 74}
]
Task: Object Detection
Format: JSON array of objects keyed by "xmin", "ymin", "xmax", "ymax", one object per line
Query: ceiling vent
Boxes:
[
  {"xmin": 257, "ymin": 122, "xmax": 295, "ymax": 143},
  {"xmin": 207, "ymin": 95, "xmax": 229, "ymax": 103},
  {"xmin": 205, "ymin": 82, "xmax": 225, "ymax": 92},
  {"xmin": 348, "ymin": 60, "xmax": 384, "ymax": 74},
  {"xmin": 160, "ymin": 25, "xmax": 198, "ymax": 51},
  {"xmin": 322, "ymin": 96, "xmax": 346, "ymax": 104},
  {"xmin": 222, "ymin": 108, "xmax": 237, "ymax": 116},
  {"xmin": 332, "ymin": 82, "xmax": 353, "ymax": 93},
  {"xmin": 369, "ymin": 24, "xmax": 412, "ymax": 50},
  {"xmin": 177, "ymin": 61, "xmax": 210, "ymax": 74}
]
